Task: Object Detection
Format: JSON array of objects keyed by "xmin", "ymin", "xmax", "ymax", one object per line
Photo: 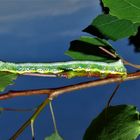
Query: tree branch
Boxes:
[{"xmin": 0, "ymin": 71, "xmax": 140, "ymax": 100}]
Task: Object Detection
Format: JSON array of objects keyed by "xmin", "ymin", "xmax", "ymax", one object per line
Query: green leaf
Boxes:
[
  {"xmin": 0, "ymin": 72, "xmax": 18, "ymax": 92},
  {"xmin": 83, "ymin": 105, "xmax": 140, "ymax": 140},
  {"xmin": 84, "ymin": 14, "xmax": 138, "ymax": 41},
  {"xmin": 65, "ymin": 36, "xmax": 120, "ymax": 62},
  {"xmin": 103, "ymin": 0, "xmax": 140, "ymax": 23},
  {"xmin": 45, "ymin": 132, "xmax": 63, "ymax": 140}
]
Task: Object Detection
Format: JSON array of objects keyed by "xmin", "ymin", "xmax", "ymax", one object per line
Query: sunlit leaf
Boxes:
[
  {"xmin": 84, "ymin": 14, "xmax": 138, "ymax": 40},
  {"xmin": 45, "ymin": 132, "xmax": 63, "ymax": 140},
  {"xmin": 83, "ymin": 105, "xmax": 140, "ymax": 140},
  {"xmin": 103, "ymin": 0, "xmax": 140, "ymax": 23},
  {"xmin": 65, "ymin": 36, "xmax": 120, "ymax": 62},
  {"xmin": 0, "ymin": 72, "xmax": 18, "ymax": 92}
]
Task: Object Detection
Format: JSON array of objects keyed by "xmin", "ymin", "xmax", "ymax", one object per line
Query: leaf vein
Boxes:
[{"xmin": 123, "ymin": 0, "xmax": 140, "ymax": 10}]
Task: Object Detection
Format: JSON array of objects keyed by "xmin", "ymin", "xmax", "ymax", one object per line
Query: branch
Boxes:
[
  {"xmin": 0, "ymin": 71, "xmax": 140, "ymax": 100},
  {"xmin": 6, "ymin": 71, "xmax": 140, "ymax": 139}
]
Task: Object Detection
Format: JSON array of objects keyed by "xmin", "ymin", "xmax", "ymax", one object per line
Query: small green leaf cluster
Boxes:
[
  {"xmin": 45, "ymin": 132, "xmax": 63, "ymax": 140},
  {"xmin": 66, "ymin": 0, "xmax": 140, "ymax": 63}
]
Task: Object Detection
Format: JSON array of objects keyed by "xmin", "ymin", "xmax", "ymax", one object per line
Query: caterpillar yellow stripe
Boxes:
[{"xmin": 0, "ymin": 60, "xmax": 127, "ymax": 78}]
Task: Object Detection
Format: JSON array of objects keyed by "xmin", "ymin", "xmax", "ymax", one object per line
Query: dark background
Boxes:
[{"xmin": 0, "ymin": 0, "xmax": 140, "ymax": 140}]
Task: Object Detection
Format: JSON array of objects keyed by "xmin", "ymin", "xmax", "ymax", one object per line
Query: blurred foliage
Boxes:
[{"xmin": 129, "ymin": 26, "xmax": 140, "ymax": 52}]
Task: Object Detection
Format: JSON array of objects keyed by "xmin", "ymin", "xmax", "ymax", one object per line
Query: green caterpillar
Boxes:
[{"xmin": 0, "ymin": 60, "xmax": 127, "ymax": 78}]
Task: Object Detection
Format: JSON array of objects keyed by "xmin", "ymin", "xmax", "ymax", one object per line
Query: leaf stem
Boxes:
[
  {"xmin": 123, "ymin": 59, "xmax": 140, "ymax": 69},
  {"xmin": 31, "ymin": 120, "xmax": 35, "ymax": 140},
  {"xmin": 49, "ymin": 102, "xmax": 58, "ymax": 134},
  {"xmin": 106, "ymin": 82, "xmax": 121, "ymax": 108}
]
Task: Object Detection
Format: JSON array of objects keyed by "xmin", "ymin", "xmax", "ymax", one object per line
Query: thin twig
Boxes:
[
  {"xmin": 123, "ymin": 59, "xmax": 140, "ymax": 69},
  {"xmin": 0, "ymin": 89, "xmax": 53, "ymax": 100},
  {"xmin": 10, "ymin": 98, "xmax": 51, "ymax": 140},
  {"xmin": 0, "ymin": 107, "xmax": 35, "ymax": 112},
  {"xmin": 23, "ymin": 73, "xmax": 58, "ymax": 77},
  {"xmin": 0, "ymin": 72, "xmax": 140, "ymax": 101}
]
